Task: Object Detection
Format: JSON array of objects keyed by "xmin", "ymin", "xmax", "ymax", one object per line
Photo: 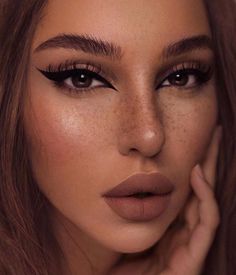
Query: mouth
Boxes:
[
  {"xmin": 128, "ymin": 192, "xmax": 155, "ymax": 198},
  {"xmin": 102, "ymin": 172, "xmax": 174, "ymax": 222}
]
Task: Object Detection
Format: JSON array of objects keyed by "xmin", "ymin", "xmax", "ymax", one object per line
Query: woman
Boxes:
[{"xmin": 0, "ymin": 0, "xmax": 235, "ymax": 274}]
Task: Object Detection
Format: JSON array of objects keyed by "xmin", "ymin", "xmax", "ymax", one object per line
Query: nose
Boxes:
[{"xmin": 117, "ymin": 93, "xmax": 165, "ymax": 158}]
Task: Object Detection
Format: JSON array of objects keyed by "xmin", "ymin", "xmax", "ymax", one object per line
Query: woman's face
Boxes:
[{"xmin": 25, "ymin": 0, "xmax": 217, "ymax": 253}]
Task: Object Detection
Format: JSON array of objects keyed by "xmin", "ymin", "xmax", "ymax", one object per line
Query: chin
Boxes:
[
  {"xmin": 115, "ymin": 242, "xmax": 156, "ymax": 254},
  {"xmin": 112, "ymin": 237, "xmax": 158, "ymax": 254},
  {"xmin": 103, "ymin": 226, "xmax": 165, "ymax": 254}
]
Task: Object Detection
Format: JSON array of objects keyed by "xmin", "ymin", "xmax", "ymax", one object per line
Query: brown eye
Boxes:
[
  {"xmin": 160, "ymin": 68, "xmax": 210, "ymax": 89},
  {"xmin": 64, "ymin": 70, "xmax": 105, "ymax": 90},
  {"xmin": 168, "ymin": 72, "xmax": 189, "ymax": 86},
  {"xmin": 70, "ymin": 72, "xmax": 94, "ymax": 88},
  {"xmin": 38, "ymin": 68, "xmax": 114, "ymax": 93}
]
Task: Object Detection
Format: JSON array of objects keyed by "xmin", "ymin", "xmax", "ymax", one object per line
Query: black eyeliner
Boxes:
[
  {"xmin": 37, "ymin": 68, "xmax": 105, "ymax": 83},
  {"xmin": 36, "ymin": 66, "xmax": 115, "ymax": 92}
]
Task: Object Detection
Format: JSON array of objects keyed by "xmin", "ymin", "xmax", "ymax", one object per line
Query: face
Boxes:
[{"xmin": 25, "ymin": 0, "xmax": 218, "ymax": 254}]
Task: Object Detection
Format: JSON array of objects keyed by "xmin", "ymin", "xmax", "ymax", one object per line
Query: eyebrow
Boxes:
[
  {"xmin": 34, "ymin": 33, "xmax": 213, "ymax": 60},
  {"xmin": 163, "ymin": 35, "xmax": 213, "ymax": 59},
  {"xmin": 34, "ymin": 33, "xmax": 123, "ymax": 60}
]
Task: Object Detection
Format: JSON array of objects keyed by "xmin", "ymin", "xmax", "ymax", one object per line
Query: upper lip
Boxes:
[{"xmin": 102, "ymin": 172, "xmax": 175, "ymax": 198}]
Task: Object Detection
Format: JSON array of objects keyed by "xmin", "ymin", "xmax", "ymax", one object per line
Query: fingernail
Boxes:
[{"xmin": 195, "ymin": 164, "xmax": 204, "ymax": 179}]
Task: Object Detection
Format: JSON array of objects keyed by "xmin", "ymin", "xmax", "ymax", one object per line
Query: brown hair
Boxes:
[
  {"xmin": 0, "ymin": 1, "xmax": 235, "ymax": 274},
  {"xmin": 203, "ymin": 1, "xmax": 236, "ymax": 274}
]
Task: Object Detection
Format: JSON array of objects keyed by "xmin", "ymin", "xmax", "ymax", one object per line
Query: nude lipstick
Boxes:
[{"xmin": 102, "ymin": 172, "xmax": 174, "ymax": 222}]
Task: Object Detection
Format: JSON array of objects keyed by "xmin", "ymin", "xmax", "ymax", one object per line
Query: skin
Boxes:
[{"xmin": 24, "ymin": 0, "xmax": 220, "ymax": 274}]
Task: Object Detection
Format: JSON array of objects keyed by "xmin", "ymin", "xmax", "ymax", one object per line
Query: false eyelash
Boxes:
[
  {"xmin": 44, "ymin": 59, "xmax": 102, "ymax": 75},
  {"xmin": 157, "ymin": 61, "xmax": 214, "ymax": 89},
  {"xmin": 164, "ymin": 61, "xmax": 214, "ymax": 81},
  {"xmin": 172, "ymin": 61, "xmax": 212, "ymax": 73},
  {"xmin": 37, "ymin": 59, "xmax": 114, "ymax": 95},
  {"xmin": 38, "ymin": 68, "xmax": 105, "ymax": 83}
]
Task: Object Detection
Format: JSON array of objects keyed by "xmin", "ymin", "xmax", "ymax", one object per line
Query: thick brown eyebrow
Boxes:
[
  {"xmin": 34, "ymin": 33, "xmax": 213, "ymax": 61},
  {"xmin": 34, "ymin": 33, "xmax": 123, "ymax": 60},
  {"xmin": 163, "ymin": 35, "xmax": 213, "ymax": 59}
]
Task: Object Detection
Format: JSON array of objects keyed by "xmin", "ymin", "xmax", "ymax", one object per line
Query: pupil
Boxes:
[{"xmin": 80, "ymin": 73, "xmax": 89, "ymax": 82}]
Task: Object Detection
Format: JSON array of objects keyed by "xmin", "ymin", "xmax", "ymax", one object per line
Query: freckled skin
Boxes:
[{"xmin": 24, "ymin": 0, "xmax": 218, "ymax": 274}]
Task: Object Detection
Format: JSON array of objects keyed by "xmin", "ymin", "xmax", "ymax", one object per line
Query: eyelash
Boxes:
[
  {"xmin": 37, "ymin": 60, "xmax": 213, "ymax": 96},
  {"xmin": 157, "ymin": 62, "xmax": 213, "ymax": 90},
  {"xmin": 37, "ymin": 61, "xmax": 113, "ymax": 95}
]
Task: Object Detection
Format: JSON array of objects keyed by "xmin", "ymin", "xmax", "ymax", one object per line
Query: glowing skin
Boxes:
[{"xmin": 24, "ymin": 0, "xmax": 219, "ymax": 274}]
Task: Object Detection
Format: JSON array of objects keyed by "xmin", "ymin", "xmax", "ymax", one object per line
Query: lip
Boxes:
[{"xmin": 102, "ymin": 172, "xmax": 175, "ymax": 222}]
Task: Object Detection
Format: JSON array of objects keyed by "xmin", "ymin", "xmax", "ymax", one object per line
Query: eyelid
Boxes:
[
  {"xmin": 160, "ymin": 60, "xmax": 213, "ymax": 78},
  {"xmin": 156, "ymin": 60, "xmax": 214, "ymax": 87},
  {"xmin": 44, "ymin": 59, "xmax": 103, "ymax": 74},
  {"xmin": 37, "ymin": 62, "xmax": 115, "ymax": 90},
  {"xmin": 38, "ymin": 68, "xmax": 104, "ymax": 83},
  {"xmin": 39, "ymin": 58, "xmax": 111, "ymax": 80}
]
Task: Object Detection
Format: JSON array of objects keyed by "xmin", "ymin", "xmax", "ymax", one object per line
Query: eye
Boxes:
[
  {"xmin": 37, "ymin": 68, "xmax": 114, "ymax": 94},
  {"xmin": 159, "ymin": 68, "xmax": 212, "ymax": 90},
  {"xmin": 63, "ymin": 69, "xmax": 105, "ymax": 89}
]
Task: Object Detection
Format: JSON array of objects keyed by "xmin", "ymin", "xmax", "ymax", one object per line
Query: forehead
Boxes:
[{"xmin": 32, "ymin": 0, "xmax": 211, "ymax": 55}]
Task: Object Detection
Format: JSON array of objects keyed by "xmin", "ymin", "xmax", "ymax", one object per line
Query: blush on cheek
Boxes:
[
  {"xmin": 28, "ymin": 119, "xmax": 88, "ymax": 167},
  {"xmin": 25, "ymin": 98, "xmax": 90, "ymax": 158}
]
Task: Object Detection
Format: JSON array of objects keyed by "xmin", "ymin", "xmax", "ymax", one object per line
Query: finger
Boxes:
[
  {"xmin": 185, "ymin": 126, "xmax": 221, "ymax": 231},
  {"xmin": 184, "ymin": 168, "xmax": 201, "ymax": 231},
  {"xmin": 184, "ymin": 194, "xmax": 199, "ymax": 231},
  {"xmin": 188, "ymin": 164, "xmax": 220, "ymax": 262},
  {"xmin": 202, "ymin": 126, "xmax": 222, "ymax": 188}
]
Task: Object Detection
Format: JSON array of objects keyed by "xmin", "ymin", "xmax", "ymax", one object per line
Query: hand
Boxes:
[{"xmin": 155, "ymin": 126, "xmax": 222, "ymax": 275}]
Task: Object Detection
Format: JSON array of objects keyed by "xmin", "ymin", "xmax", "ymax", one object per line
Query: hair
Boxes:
[
  {"xmin": 203, "ymin": 1, "xmax": 236, "ymax": 274},
  {"xmin": 0, "ymin": 0, "xmax": 236, "ymax": 274}
]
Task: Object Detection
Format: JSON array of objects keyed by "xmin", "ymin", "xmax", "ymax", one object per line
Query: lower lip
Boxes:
[{"xmin": 104, "ymin": 194, "xmax": 171, "ymax": 222}]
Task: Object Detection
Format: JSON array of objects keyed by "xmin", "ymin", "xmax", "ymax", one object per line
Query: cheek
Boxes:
[
  {"xmin": 160, "ymin": 89, "xmax": 218, "ymax": 182},
  {"xmin": 155, "ymin": 89, "xmax": 218, "ymax": 217},
  {"xmin": 27, "ymin": 111, "xmax": 89, "ymax": 165},
  {"xmin": 25, "ymin": 93, "xmax": 111, "ymax": 164},
  {"xmin": 23, "ymin": 90, "xmax": 124, "ymax": 207}
]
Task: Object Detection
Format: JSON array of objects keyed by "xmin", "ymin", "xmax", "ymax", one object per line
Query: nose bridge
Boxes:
[{"xmin": 117, "ymin": 91, "xmax": 165, "ymax": 157}]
